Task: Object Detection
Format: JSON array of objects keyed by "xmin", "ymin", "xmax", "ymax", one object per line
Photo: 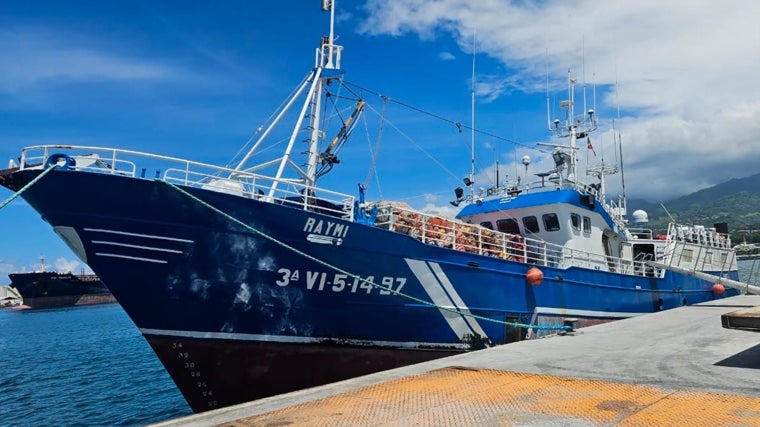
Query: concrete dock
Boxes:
[{"xmin": 153, "ymin": 295, "xmax": 760, "ymax": 426}]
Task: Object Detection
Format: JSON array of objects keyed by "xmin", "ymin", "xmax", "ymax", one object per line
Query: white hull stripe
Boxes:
[
  {"xmin": 535, "ymin": 306, "xmax": 648, "ymax": 318},
  {"xmin": 139, "ymin": 328, "xmax": 470, "ymax": 350},
  {"xmin": 95, "ymin": 252, "xmax": 168, "ymax": 264},
  {"xmin": 405, "ymin": 259, "xmax": 487, "ymax": 340},
  {"xmin": 84, "ymin": 227, "xmax": 194, "ymax": 243},
  {"xmin": 91, "ymin": 240, "xmax": 183, "ymax": 254},
  {"xmin": 427, "ymin": 262, "xmax": 488, "ymax": 338}
]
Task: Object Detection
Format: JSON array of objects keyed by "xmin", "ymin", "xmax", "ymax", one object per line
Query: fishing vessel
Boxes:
[
  {"xmin": 0, "ymin": 1, "xmax": 740, "ymax": 412},
  {"xmin": 7, "ymin": 256, "xmax": 115, "ymax": 309}
]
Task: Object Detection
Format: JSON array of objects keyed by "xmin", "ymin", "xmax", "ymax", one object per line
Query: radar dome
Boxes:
[{"xmin": 632, "ymin": 209, "xmax": 649, "ymax": 224}]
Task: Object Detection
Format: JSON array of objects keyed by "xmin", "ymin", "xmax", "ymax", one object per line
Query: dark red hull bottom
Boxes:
[
  {"xmin": 21, "ymin": 293, "xmax": 117, "ymax": 309},
  {"xmin": 145, "ymin": 336, "xmax": 460, "ymax": 413}
]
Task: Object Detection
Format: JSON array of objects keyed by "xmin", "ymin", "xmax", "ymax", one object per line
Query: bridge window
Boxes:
[
  {"xmin": 542, "ymin": 213, "xmax": 560, "ymax": 232},
  {"xmin": 496, "ymin": 218, "xmax": 520, "ymax": 234},
  {"xmin": 571, "ymin": 213, "xmax": 580, "ymax": 230},
  {"xmin": 523, "ymin": 216, "xmax": 540, "ymax": 233},
  {"xmin": 480, "ymin": 221, "xmax": 494, "ymax": 230},
  {"xmin": 582, "ymin": 216, "xmax": 591, "ymax": 234}
]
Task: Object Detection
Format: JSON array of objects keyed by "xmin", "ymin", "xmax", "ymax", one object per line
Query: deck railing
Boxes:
[
  {"xmin": 16, "ymin": 145, "xmax": 730, "ymax": 278},
  {"xmin": 668, "ymin": 223, "xmax": 731, "ymax": 249},
  {"xmin": 372, "ymin": 202, "xmax": 664, "ymax": 276},
  {"xmin": 17, "ymin": 145, "xmax": 355, "ymax": 220}
]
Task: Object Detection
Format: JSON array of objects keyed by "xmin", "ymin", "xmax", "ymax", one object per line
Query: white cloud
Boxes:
[
  {"xmin": 438, "ymin": 51, "xmax": 456, "ymax": 61},
  {"xmin": 0, "ymin": 28, "xmax": 176, "ymax": 94},
  {"xmin": 54, "ymin": 257, "xmax": 82, "ymax": 274},
  {"xmin": 358, "ymin": 0, "xmax": 760, "ymax": 201},
  {"xmin": 420, "ymin": 200, "xmax": 460, "ymax": 219}
]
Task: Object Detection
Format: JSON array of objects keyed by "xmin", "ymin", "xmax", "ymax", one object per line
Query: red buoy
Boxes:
[
  {"xmin": 526, "ymin": 267, "xmax": 544, "ymax": 286},
  {"xmin": 712, "ymin": 283, "xmax": 725, "ymax": 295}
]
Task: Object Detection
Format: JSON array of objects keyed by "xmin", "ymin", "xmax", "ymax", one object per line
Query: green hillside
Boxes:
[{"xmin": 626, "ymin": 172, "xmax": 760, "ymax": 244}]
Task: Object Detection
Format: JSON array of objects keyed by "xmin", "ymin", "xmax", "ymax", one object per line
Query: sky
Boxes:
[{"xmin": 1, "ymin": 0, "xmax": 759, "ymax": 279}]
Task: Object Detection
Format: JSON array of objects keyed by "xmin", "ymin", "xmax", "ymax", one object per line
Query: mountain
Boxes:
[{"xmin": 625, "ymin": 172, "xmax": 760, "ymax": 241}]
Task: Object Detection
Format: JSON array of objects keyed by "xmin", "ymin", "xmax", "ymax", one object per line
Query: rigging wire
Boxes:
[
  {"xmin": 227, "ymin": 72, "xmax": 313, "ymax": 169},
  {"xmin": 363, "ymin": 96, "xmax": 387, "ymax": 193},
  {"xmin": 232, "ymin": 73, "xmax": 551, "ymax": 208},
  {"xmin": 162, "ymin": 178, "xmax": 568, "ymax": 332},
  {"xmin": 340, "ymin": 79, "xmax": 549, "ymax": 202},
  {"xmin": 334, "ymin": 80, "xmax": 546, "ymax": 220},
  {"xmin": 359, "ymin": 100, "xmax": 462, "ymax": 183},
  {"xmin": 343, "ymin": 80, "xmax": 550, "ymax": 154}
]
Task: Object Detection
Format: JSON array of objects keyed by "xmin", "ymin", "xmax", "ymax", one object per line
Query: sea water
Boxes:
[
  {"xmin": 1, "ymin": 260, "xmax": 758, "ymax": 426},
  {"xmin": 0, "ymin": 304, "xmax": 192, "ymax": 426}
]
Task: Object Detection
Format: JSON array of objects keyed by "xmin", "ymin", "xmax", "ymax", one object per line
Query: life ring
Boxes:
[
  {"xmin": 508, "ymin": 234, "xmax": 525, "ymax": 262},
  {"xmin": 46, "ymin": 153, "xmax": 76, "ymax": 171}
]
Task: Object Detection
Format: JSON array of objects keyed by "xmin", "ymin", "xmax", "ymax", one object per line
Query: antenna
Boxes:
[
  {"xmin": 567, "ymin": 70, "xmax": 576, "ymax": 178},
  {"xmin": 582, "ymin": 36, "xmax": 587, "ymax": 124},
  {"xmin": 495, "ymin": 148, "xmax": 500, "ymax": 189},
  {"xmin": 615, "ymin": 61, "xmax": 627, "ymax": 205},
  {"xmin": 469, "ymin": 32, "xmax": 476, "ymax": 199},
  {"xmin": 233, "ymin": 0, "xmax": 340, "ymax": 177},
  {"xmin": 592, "ymin": 71, "xmax": 597, "ymax": 126},
  {"xmin": 546, "ymin": 66, "xmax": 599, "ymax": 188},
  {"xmin": 545, "ymin": 49, "xmax": 552, "ymax": 131},
  {"xmin": 322, "ymin": 0, "xmax": 337, "ymax": 69}
]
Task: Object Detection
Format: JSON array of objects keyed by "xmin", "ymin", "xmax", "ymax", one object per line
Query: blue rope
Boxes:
[{"xmin": 160, "ymin": 179, "xmax": 570, "ymax": 333}]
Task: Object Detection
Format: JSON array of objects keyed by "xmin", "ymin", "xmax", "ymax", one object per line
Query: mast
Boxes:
[
  {"xmin": 304, "ymin": 78, "xmax": 324, "ymax": 187},
  {"xmin": 322, "ymin": 1, "xmax": 337, "ymax": 69},
  {"xmin": 250, "ymin": 1, "xmax": 341, "ymax": 198},
  {"xmin": 617, "ymin": 122, "xmax": 627, "ymax": 215},
  {"xmin": 547, "ymin": 70, "xmax": 597, "ymax": 185},
  {"xmin": 567, "ymin": 71, "xmax": 577, "ymax": 179},
  {"xmin": 615, "ymin": 71, "xmax": 628, "ymax": 216},
  {"xmin": 267, "ymin": 69, "xmax": 324, "ymax": 198}
]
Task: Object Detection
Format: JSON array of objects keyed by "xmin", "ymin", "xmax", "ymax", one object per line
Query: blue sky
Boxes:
[{"xmin": 1, "ymin": 0, "xmax": 759, "ymax": 279}]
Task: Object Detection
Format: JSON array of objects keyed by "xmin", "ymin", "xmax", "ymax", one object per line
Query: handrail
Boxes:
[
  {"xmin": 667, "ymin": 222, "xmax": 732, "ymax": 249},
  {"xmin": 372, "ymin": 202, "xmax": 665, "ymax": 277},
  {"xmin": 18, "ymin": 145, "xmax": 356, "ymax": 220},
  {"xmin": 16, "ymin": 145, "xmax": 733, "ymax": 277}
]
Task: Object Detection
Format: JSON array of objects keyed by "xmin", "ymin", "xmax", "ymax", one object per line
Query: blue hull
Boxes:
[{"xmin": 4, "ymin": 168, "xmax": 739, "ymax": 410}]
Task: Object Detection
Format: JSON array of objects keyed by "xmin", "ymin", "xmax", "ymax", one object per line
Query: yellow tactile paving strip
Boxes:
[{"xmin": 220, "ymin": 367, "xmax": 760, "ymax": 426}]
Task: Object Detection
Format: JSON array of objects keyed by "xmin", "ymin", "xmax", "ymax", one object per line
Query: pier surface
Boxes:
[{"xmin": 153, "ymin": 295, "xmax": 760, "ymax": 426}]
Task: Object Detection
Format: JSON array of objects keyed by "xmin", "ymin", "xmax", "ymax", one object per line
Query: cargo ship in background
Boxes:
[{"xmin": 8, "ymin": 256, "xmax": 116, "ymax": 309}]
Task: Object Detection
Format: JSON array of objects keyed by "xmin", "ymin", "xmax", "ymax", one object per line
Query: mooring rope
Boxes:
[
  {"xmin": 160, "ymin": 179, "xmax": 570, "ymax": 333},
  {"xmin": 0, "ymin": 165, "xmax": 59, "ymax": 211}
]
